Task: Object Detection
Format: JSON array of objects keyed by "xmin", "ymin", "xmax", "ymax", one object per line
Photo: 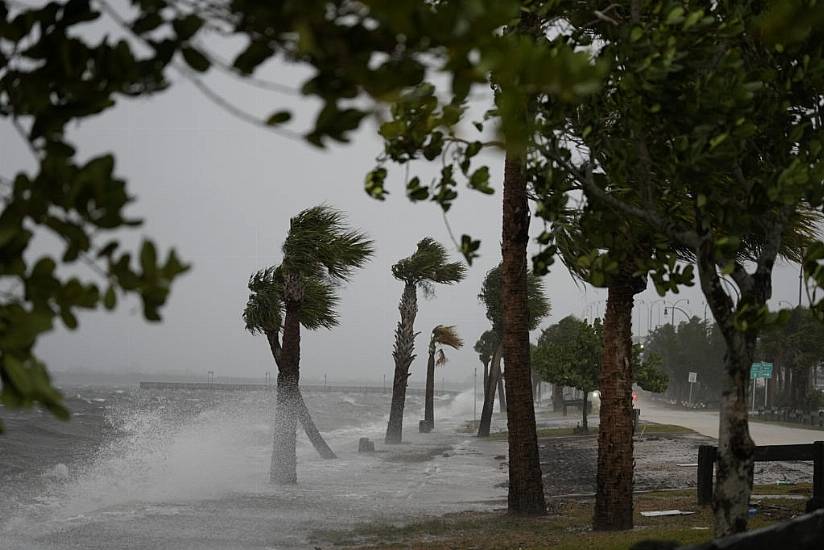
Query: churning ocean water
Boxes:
[{"xmin": 0, "ymin": 384, "xmax": 505, "ymax": 549}]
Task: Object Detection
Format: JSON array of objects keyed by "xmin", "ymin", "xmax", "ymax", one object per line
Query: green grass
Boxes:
[
  {"xmin": 749, "ymin": 417, "xmax": 824, "ymax": 432},
  {"xmin": 311, "ymin": 489, "xmax": 808, "ymax": 549}
]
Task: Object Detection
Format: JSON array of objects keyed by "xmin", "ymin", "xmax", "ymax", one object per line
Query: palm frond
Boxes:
[
  {"xmin": 739, "ymin": 205, "xmax": 822, "ymax": 263},
  {"xmin": 243, "ymin": 264, "xmax": 341, "ymax": 333},
  {"xmin": 243, "ymin": 267, "xmax": 283, "ymax": 335},
  {"xmin": 432, "ymin": 324, "xmax": 463, "ymax": 349},
  {"xmin": 392, "ymin": 237, "xmax": 467, "ymax": 288},
  {"xmin": 299, "ymin": 276, "xmax": 340, "ymax": 330},
  {"xmin": 435, "ymin": 349, "xmax": 448, "ymax": 366},
  {"xmin": 282, "ymin": 205, "xmax": 375, "ymax": 283}
]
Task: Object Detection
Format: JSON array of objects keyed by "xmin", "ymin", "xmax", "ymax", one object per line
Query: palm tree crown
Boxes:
[
  {"xmin": 282, "ymin": 206, "xmax": 374, "ymax": 282},
  {"xmin": 392, "ymin": 238, "xmax": 466, "ymax": 294},
  {"xmin": 432, "ymin": 324, "xmax": 463, "ymax": 351}
]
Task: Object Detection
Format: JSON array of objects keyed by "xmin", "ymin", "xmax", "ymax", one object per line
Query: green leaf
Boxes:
[
  {"xmin": 4, "ymin": 356, "xmax": 32, "ymax": 395},
  {"xmin": 103, "ymin": 286, "xmax": 117, "ymax": 310},
  {"xmin": 459, "ymin": 235, "xmax": 481, "ymax": 265},
  {"xmin": 468, "ymin": 166, "xmax": 493, "ymax": 194},
  {"xmin": 140, "ymin": 240, "xmax": 158, "ymax": 276},
  {"xmin": 173, "ymin": 14, "xmax": 203, "ymax": 41},
  {"xmin": 181, "ymin": 47, "xmax": 210, "ymax": 72},
  {"xmin": 266, "ymin": 111, "xmax": 292, "ymax": 125},
  {"xmin": 665, "ymin": 7, "xmax": 685, "ymax": 25},
  {"xmin": 132, "ymin": 13, "xmax": 164, "ymax": 34},
  {"xmin": 365, "ymin": 167, "xmax": 388, "ymax": 200}
]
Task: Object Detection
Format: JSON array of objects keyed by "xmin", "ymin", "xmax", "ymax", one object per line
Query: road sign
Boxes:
[
  {"xmin": 688, "ymin": 372, "xmax": 698, "ymax": 383},
  {"xmin": 750, "ymin": 362, "xmax": 774, "ymax": 380}
]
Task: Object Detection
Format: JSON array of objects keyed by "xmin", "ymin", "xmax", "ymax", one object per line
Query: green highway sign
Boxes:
[{"xmin": 750, "ymin": 362, "xmax": 774, "ymax": 380}]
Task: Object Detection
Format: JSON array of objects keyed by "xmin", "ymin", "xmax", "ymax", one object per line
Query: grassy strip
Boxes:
[
  {"xmin": 749, "ymin": 417, "xmax": 824, "ymax": 432},
  {"xmin": 311, "ymin": 486, "xmax": 810, "ymax": 549}
]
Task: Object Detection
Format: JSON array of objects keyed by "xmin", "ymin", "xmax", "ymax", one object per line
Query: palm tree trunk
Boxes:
[
  {"xmin": 266, "ymin": 331, "xmax": 337, "ymax": 459},
  {"xmin": 497, "ymin": 367, "xmax": 507, "ymax": 413},
  {"xmin": 271, "ymin": 296, "xmax": 301, "ymax": 484},
  {"xmin": 500, "ymin": 152, "xmax": 546, "ymax": 515},
  {"xmin": 594, "ymin": 282, "xmax": 636, "ymax": 530},
  {"xmin": 386, "ymin": 282, "xmax": 418, "ymax": 444},
  {"xmin": 581, "ymin": 390, "xmax": 589, "ymax": 432},
  {"xmin": 423, "ymin": 336, "xmax": 436, "ymax": 432},
  {"xmin": 478, "ymin": 344, "xmax": 502, "ymax": 437},
  {"xmin": 295, "ymin": 392, "xmax": 337, "ymax": 459}
]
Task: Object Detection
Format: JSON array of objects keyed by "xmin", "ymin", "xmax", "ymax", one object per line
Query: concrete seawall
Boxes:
[{"xmin": 138, "ymin": 381, "xmax": 461, "ymax": 397}]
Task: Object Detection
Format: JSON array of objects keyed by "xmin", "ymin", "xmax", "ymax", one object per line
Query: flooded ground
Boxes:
[{"xmin": 1, "ymin": 387, "xmax": 506, "ymax": 549}]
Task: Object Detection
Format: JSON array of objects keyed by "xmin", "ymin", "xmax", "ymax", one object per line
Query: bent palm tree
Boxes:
[
  {"xmin": 244, "ymin": 269, "xmax": 338, "ymax": 460},
  {"xmin": 477, "ymin": 264, "xmax": 550, "ymax": 438},
  {"xmin": 385, "ymin": 238, "xmax": 466, "ymax": 444},
  {"xmin": 245, "ymin": 206, "xmax": 373, "ymax": 484},
  {"xmin": 474, "ymin": 329, "xmax": 497, "ymax": 402},
  {"xmin": 421, "ymin": 324, "xmax": 463, "ymax": 432}
]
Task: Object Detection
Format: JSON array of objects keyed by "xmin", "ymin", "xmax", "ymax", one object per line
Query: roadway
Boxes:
[{"xmin": 639, "ymin": 396, "xmax": 824, "ymax": 446}]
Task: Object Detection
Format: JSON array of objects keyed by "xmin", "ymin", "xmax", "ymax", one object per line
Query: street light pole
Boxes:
[{"xmin": 665, "ymin": 299, "xmax": 690, "ymax": 326}]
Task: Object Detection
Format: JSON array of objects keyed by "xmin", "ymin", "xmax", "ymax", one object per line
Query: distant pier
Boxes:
[{"xmin": 138, "ymin": 381, "xmax": 461, "ymax": 397}]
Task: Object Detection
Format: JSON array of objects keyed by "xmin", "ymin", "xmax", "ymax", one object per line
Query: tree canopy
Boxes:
[
  {"xmin": 533, "ymin": 315, "xmax": 668, "ymax": 395},
  {"xmin": 478, "ymin": 263, "xmax": 550, "ymax": 337}
]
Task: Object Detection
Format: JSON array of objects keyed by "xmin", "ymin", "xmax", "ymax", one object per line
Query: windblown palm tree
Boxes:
[
  {"xmin": 477, "ymin": 264, "xmax": 550, "ymax": 438},
  {"xmin": 474, "ymin": 329, "xmax": 497, "ymax": 402},
  {"xmin": 385, "ymin": 238, "xmax": 466, "ymax": 444},
  {"xmin": 244, "ymin": 206, "xmax": 373, "ymax": 483},
  {"xmin": 244, "ymin": 267, "xmax": 339, "ymax": 461},
  {"xmin": 420, "ymin": 324, "xmax": 463, "ymax": 432}
]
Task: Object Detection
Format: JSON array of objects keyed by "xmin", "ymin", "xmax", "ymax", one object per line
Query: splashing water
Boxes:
[{"xmin": 1, "ymin": 386, "xmax": 505, "ymax": 549}]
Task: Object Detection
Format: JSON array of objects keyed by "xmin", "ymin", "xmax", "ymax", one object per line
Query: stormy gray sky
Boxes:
[{"xmin": 1, "ymin": 27, "xmax": 810, "ymax": 388}]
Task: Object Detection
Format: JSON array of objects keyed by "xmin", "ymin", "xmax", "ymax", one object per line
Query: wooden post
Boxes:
[
  {"xmin": 697, "ymin": 445, "xmax": 717, "ymax": 505},
  {"xmin": 809, "ymin": 441, "xmax": 824, "ymax": 512}
]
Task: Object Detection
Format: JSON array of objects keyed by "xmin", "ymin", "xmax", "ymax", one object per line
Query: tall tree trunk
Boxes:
[
  {"xmin": 581, "ymin": 391, "xmax": 589, "ymax": 432},
  {"xmin": 594, "ymin": 281, "xmax": 637, "ymax": 530},
  {"xmin": 696, "ymin": 241, "xmax": 767, "ymax": 536},
  {"xmin": 386, "ymin": 282, "xmax": 418, "ymax": 444},
  {"xmin": 552, "ymin": 384, "xmax": 564, "ymax": 412},
  {"xmin": 713, "ymin": 332, "xmax": 755, "ymax": 536},
  {"xmin": 483, "ymin": 360, "xmax": 490, "ymax": 402},
  {"xmin": 497, "ymin": 366, "xmax": 507, "ymax": 413},
  {"xmin": 478, "ymin": 344, "xmax": 502, "ymax": 437},
  {"xmin": 423, "ymin": 335, "xmax": 436, "ymax": 431},
  {"xmin": 271, "ymin": 292, "xmax": 301, "ymax": 484},
  {"xmin": 501, "ymin": 152, "xmax": 546, "ymax": 515},
  {"xmin": 267, "ymin": 331, "xmax": 336, "ymax": 459}
]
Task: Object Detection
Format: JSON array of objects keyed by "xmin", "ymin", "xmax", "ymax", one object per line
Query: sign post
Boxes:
[
  {"xmin": 688, "ymin": 372, "xmax": 698, "ymax": 406},
  {"xmin": 750, "ymin": 362, "xmax": 774, "ymax": 411}
]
